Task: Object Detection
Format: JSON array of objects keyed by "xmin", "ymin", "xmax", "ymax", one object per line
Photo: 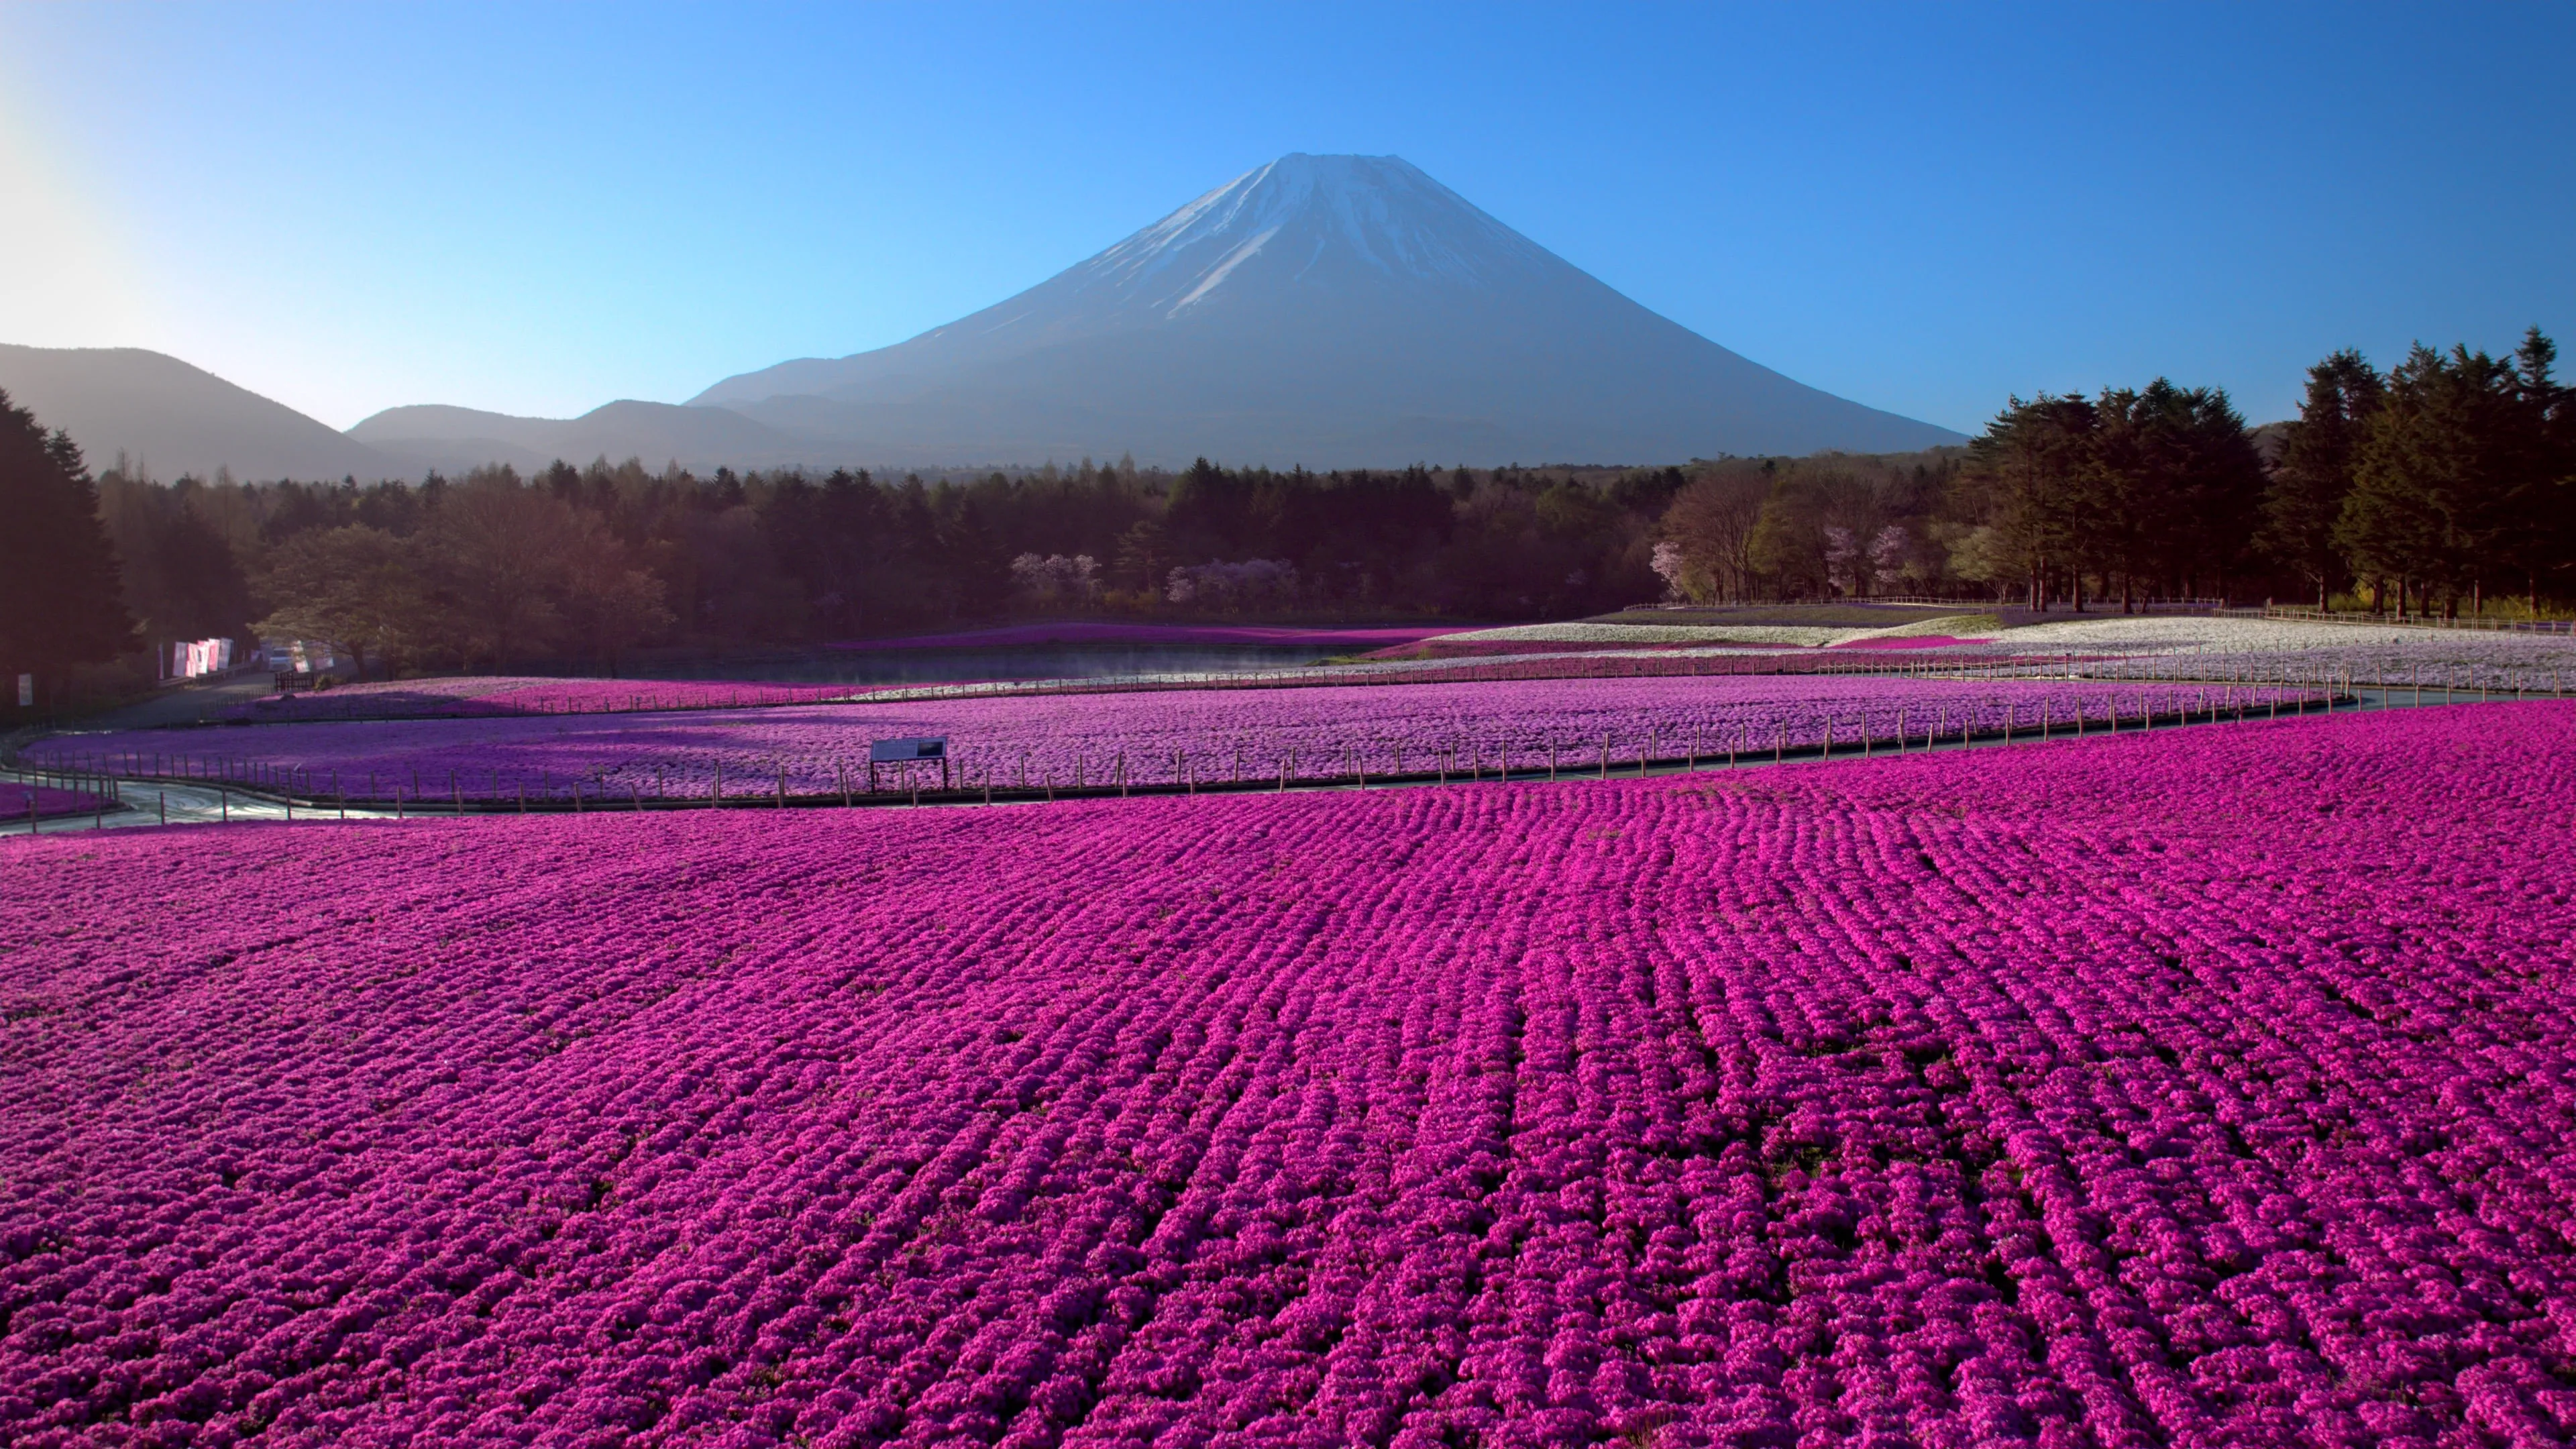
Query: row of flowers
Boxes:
[
  {"xmin": 219, "ymin": 652, "xmax": 2021, "ymax": 724},
  {"xmin": 209, "ymin": 616, "xmax": 2572, "ymax": 728},
  {"xmin": 0, "ymin": 781, "xmax": 105, "ymax": 821},
  {"xmin": 232, "ymin": 677, "xmax": 885, "ymax": 722},
  {"xmin": 3, "ymin": 705, "xmax": 2572, "ymax": 1445},
  {"xmin": 1996, "ymin": 614, "xmax": 2576, "ymax": 684},
  {"xmin": 37, "ymin": 677, "xmax": 2323, "ymax": 803}
]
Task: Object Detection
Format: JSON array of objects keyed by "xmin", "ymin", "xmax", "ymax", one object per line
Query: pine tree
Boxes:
[
  {"xmin": 0, "ymin": 390, "xmax": 136, "ymax": 715},
  {"xmin": 1113, "ymin": 518, "xmax": 1171, "ymax": 596},
  {"xmin": 2084, "ymin": 381, "xmax": 2263, "ymax": 609},
  {"xmin": 1962, "ymin": 395, "xmax": 2095, "ymax": 610},
  {"xmin": 2264, "ymin": 351, "xmax": 2381, "ymax": 607},
  {"xmin": 2512, "ymin": 327, "xmax": 2572, "ymax": 612},
  {"xmin": 2340, "ymin": 343, "xmax": 2526, "ymax": 617}
]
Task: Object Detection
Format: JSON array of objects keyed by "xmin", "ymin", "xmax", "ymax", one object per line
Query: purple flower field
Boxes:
[
  {"xmin": 1825, "ymin": 635, "xmax": 1983, "ymax": 651},
  {"xmin": 840, "ymin": 623, "xmax": 1472, "ymax": 651},
  {"xmin": 5, "ymin": 705, "xmax": 2573, "ymax": 1446},
  {"xmin": 1357, "ymin": 637, "xmax": 1799, "ymax": 660},
  {"xmin": 40, "ymin": 675, "xmax": 2311, "ymax": 801},
  {"xmin": 0, "ymin": 781, "xmax": 104, "ymax": 820},
  {"xmin": 235, "ymin": 677, "xmax": 883, "ymax": 722}
]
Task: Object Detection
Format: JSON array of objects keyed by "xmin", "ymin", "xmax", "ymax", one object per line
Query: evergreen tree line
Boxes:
[
  {"xmin": 1, "ymin": 439, "xmax": 1686, "ymax": 699},
  {"xmin": 3, "ymin": 328, "xmax": 2567, "ymax": 711},
  {"xmin": 1654, "ymin": 328, "xmax": 2572, "ymax": 617},
  {"xmin": 0, "ymin": 391, "xmax": 135, "ymax": 714},
  {"xmin": 2266, "ymin": 330, "xmax": 2571, "ymax": 616}
]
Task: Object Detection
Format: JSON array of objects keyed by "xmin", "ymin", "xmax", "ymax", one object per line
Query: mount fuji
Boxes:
[
  {"xmin": 15, "ymin": 157, "xmax": 1955, "ymax": 481},
  {"xmin": 670, "ymin": 154, "xmax": 1960, "ymax": 466}
]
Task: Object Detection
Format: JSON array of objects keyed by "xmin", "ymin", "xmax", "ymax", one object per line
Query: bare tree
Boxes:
[
  {"xmin": 422, "ymin": 468, "xmax": 580, "ymax": 667},
  {"xmin": 1658, "ymin": 472, "xmax": 1767, "ymax": 602},
  {"xmin": 559, "ymin": 514, "xmax": 674, "ymax": 674},
  {"xmin": 251, "ymin": 525, "xmax": 424, "ymax": 681}
]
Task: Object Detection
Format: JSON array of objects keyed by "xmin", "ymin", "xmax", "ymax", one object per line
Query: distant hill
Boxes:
[
  {"xmin": 0, "ymin": 344, "xmax": 398, "ymax": 482},
  {"xmin": 690, "ymin": 153, "xmax": 1964, "ymax": 466},
  {"xmin": 347, "ymin": 400, "xmax": 811, "ymax": 476}
]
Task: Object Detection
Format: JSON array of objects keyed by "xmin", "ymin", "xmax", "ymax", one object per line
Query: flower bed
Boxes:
[
  {"xmin": 1358, "ymin": 637, "xmax": 1802, "ymax": 660},
  {"xmin": 1825, "ymin": 633, "xmax": 1983, "ymax": 650},
  {"xmin": 1434, "ymin": 620, "xmax": 1862, "ymax": 647},
  {"xmin": 233, "ymin": 676, "xmax": 883, "ymax": 722},
  {"xmin": 0, "ymin": 780, "xmax": 105, "ymax": 820},
  {"xmin": 839, "ymin": 622, "xmax": 1475, "ymax": 650},
  {"xmin": 1996, "ymin": 614, "xmax": 2576, "ymax": 685},
  {"xmin": 38, "ymin": 674, "xmax": 2311, "ymax": 802},
  {"xmin": 5, "ymin": 705, "xmax": 2573, "ymax": 1444}
]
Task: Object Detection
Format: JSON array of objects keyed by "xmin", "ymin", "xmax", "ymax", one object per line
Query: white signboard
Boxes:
[
  {"xmin": 15, "ymin": 674, "xmax": 29, "ymax": 708},
  {"xmin": 869, "ymin": 737, "xmax": 949, "ymax": 763}
]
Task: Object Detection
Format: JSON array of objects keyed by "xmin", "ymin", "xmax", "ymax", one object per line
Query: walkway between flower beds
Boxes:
[
  {"xmin": 11, "ymin": 688, "xmax": 2495, "ymax": 830},
  {"xmin": 0, "ymin": 771, "xmax": 394, "ymax": 836}
]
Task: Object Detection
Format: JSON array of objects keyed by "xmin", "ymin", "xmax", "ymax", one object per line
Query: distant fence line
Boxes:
[{"xmin": 2259, "ymin": 605, "xmax": 2576, "ymax": 634}]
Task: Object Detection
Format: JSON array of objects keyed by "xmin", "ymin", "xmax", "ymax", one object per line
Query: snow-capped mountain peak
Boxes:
[
  {"xmin": 1075, "ymin": 154, "xmax": 1560, "ymax": 315},
  {"xmin": 681, "ymin": 153, "xmax": 1964, "ymax": 464}
]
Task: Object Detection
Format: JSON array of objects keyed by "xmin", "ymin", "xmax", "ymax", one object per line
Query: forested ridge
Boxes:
[{"xmin": 3, "ymin": 329, "xmax": 2569, "ymax": 712}]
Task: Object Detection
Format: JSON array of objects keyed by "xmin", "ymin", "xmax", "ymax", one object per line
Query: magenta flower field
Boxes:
[
  {"xmin": 0, "ymin": 780, "xmax": 104, "ymax": 820},
  {"xmin": 235, "ymin": 676, "xmax": 881, "ymax": 722},
  {"xmin": 5, "ymin": 705, "xmax": 2573, "ymax": 1446},
  {"xmin": 39, "ymin": 675, "xmax": 2307, "ymax": 800},
  {"xmin": 841, "ymin": 622, "xmax": 1474, "ymax": 650},
  {"xmin": 227, "ymin": 648, "xmax": 1978, "ymax": 726}
]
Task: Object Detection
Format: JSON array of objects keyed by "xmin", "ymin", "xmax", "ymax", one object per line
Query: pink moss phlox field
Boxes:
[
  {"xmin": 842, "ymin": 623, "xmax": 1473, "ymax": 650},
  {"xmin": 1360, "ymin": 639, "xmax": 1799, "ymax": 660},
  {"xmin": 42, "ymin": 675, "xmax": 2304, "ymax": 800},
  {"xmin": 0, "ymin": 781, "xmax": 104, "ymax": 819},
  {"xmin": 1825, "ymin": 635, "xmax": 1983, "ymax": 651},
  {"xmin": 236, "ymin": 677, "xmax": 879, "ymax": 722},
  {"xmin": 5, "ymin": 704, "xmax": 2575, "ymax": 1446},
  {"xmin": 1352, "ymin": 647, "xmax": 2053, "ymax": 678}
]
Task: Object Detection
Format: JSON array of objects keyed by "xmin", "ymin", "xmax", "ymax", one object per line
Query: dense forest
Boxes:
[{"xmin": 2, "ymin": 328, "xmax": 2569, "ymax": 714}]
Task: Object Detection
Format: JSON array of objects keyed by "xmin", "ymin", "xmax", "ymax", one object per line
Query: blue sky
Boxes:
[{"xmin": 2, "ymin": 2, "xmax": 2569, "ymax": 435}]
